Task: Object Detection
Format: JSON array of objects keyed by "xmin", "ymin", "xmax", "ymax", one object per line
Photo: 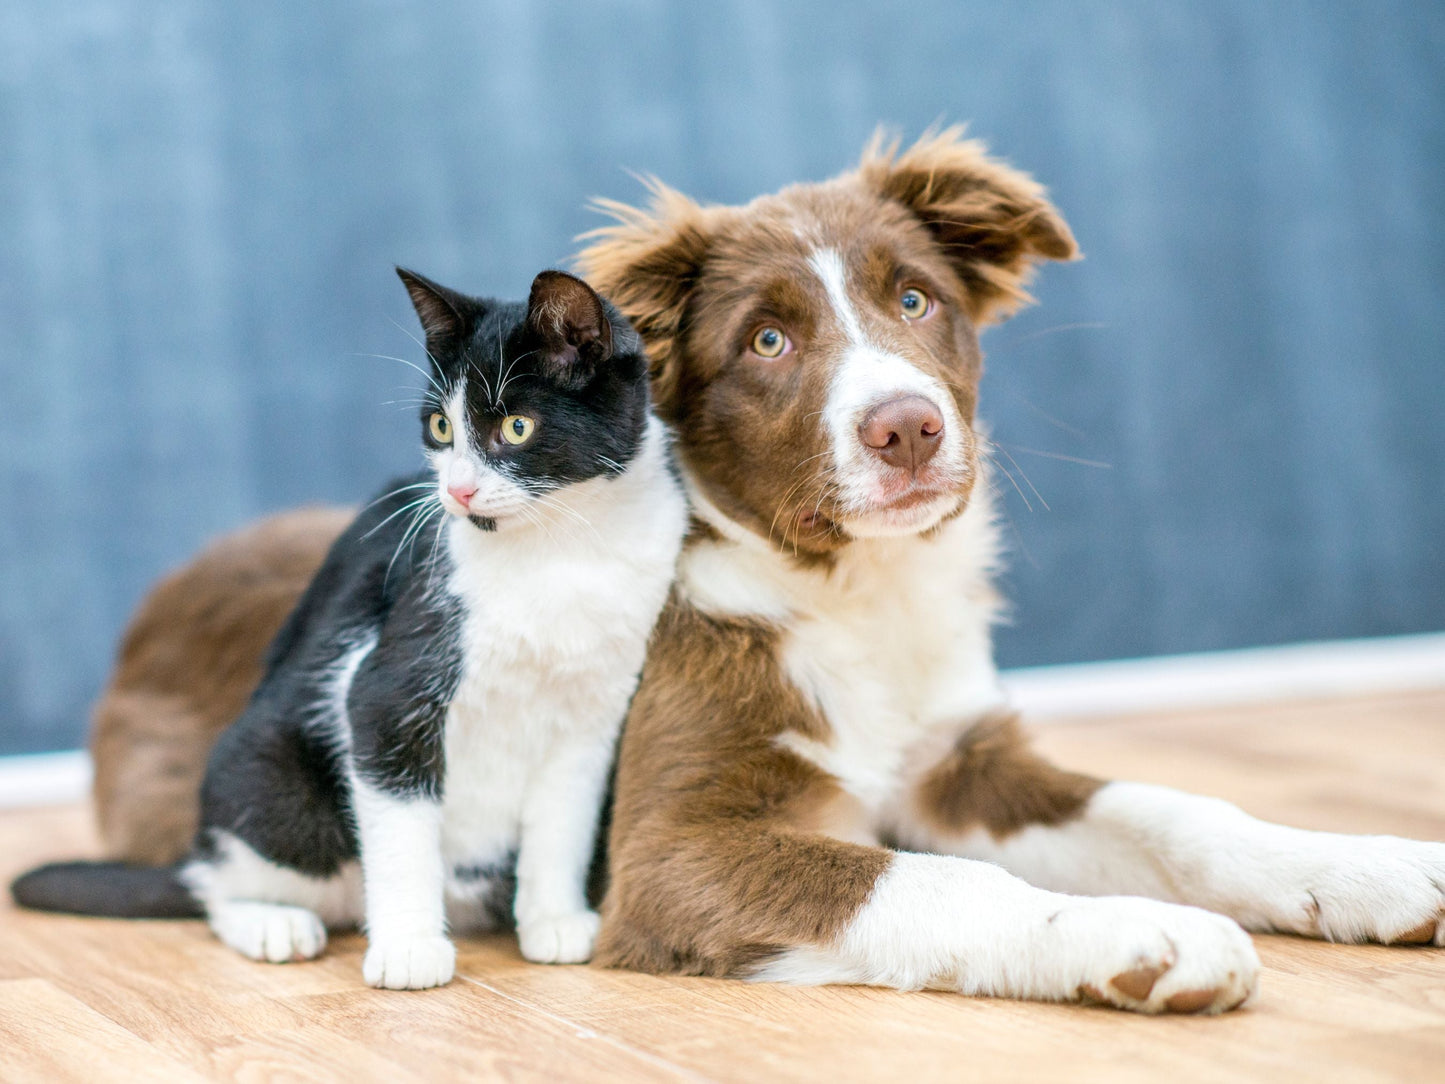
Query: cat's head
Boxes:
[{"xmin": 397, "ymin": 267, "xmax": 651, "ymax": 531}]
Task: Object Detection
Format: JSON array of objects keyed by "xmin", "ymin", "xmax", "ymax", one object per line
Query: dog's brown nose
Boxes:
[{"xmin": 859, "ymin": 395, "xmax": 945, "ymax": 474}]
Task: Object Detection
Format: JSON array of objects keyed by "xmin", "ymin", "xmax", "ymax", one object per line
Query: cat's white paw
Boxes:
[
  {"xmin": 363, "ymin": 935, "xmax": 456, "ymax": 989},
  {"xmin": 210, "ymin": 901, "xmax": 327, "ymax": 963},
  {"xmin": 1269, "ymin": 836, "xmax": 1445, "ymax": 945},
  {"xmin": 517, "ymin": 909, "xmax": 601, "ymax": 964},
  {"xmin": 1052, "ymin": 897, "xmax": 1259, "ymax": 1014}
]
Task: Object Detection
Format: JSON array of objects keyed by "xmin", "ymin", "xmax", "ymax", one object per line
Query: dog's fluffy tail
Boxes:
[{"xmin": 11, "ymin": 861, "xmax": 202, "ymax": 918}]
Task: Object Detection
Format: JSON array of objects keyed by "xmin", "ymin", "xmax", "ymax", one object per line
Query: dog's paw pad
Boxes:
[
  {"xmin": 1109, "ymin": 963, "xmax": 1169, "ymax": 1001},
  {"xmin": 1390, "ymin": 916, "xmax": 1440, "ymax": 945},
  {"xmin": 1165, "ymin": 987, "xmax": 1226, "ymax": 1013}
]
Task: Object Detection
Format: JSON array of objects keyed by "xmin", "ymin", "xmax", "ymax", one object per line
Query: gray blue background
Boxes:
[{"xmin": 3, "ymin": 2, "xmax": 1442, "ymax": 754}]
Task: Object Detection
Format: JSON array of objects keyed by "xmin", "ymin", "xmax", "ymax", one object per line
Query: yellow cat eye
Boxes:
[
  {"xmin": 499, "ymin": 415, "xmax": 535, "ymax": 446},
  {"xmin": 750, "ymin": 326, "xmax": 788, "ymax": 358},
  {"xmin": 428, "ymin": 413, "xmax": 453, "ymax": 444},
  {"xmin": 900, "ymin": 288, "xmax": 931, "ymax": 320}
]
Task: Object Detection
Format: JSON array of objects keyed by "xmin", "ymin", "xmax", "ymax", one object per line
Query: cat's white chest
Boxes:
[{"xmin": 435, "ymin": 461, "xmax": 685, "ymax": 874}]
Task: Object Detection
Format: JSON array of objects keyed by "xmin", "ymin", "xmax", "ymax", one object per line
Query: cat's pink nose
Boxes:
[{"xmin": 447, "ymin": 481, "xmax": 477, "ymax": 508}]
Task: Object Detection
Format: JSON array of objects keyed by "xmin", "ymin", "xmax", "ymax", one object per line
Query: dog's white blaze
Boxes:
[
  {"xmin": 808, "ymin": 248, "xmax": 869, "ymax": 348},
  {"xmin": 806, "ymin": 248, "xmax": 967, "ymax": 536}
]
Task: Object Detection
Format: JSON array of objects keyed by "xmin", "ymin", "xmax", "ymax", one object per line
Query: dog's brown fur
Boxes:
[
  {"xmin": 91, "ymin": 507, "xmax": 349, "ymax": 864},
  {"xmin": 576, "ymin": 129, "xmax": 1081, "ymax": 974},
  {"xmin": 913, "ymin": 711, "xmax": 1101, "ymax": 840}
]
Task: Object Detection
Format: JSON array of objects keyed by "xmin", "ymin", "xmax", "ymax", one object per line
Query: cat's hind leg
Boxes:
[{"xmin": 183, "ymin": 831, "xmax": 363, "ymax": 966}]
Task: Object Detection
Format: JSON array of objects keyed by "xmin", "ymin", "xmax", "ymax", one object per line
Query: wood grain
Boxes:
[{"xmin": 2, "ymin": 687, "xmax": 1443, "ymax": 1082}]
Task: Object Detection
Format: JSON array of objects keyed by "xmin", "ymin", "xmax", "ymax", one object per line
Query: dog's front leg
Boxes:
[
  {"xmin": 749, "ymin": 847, "xmax": 1258, "ymax": 1013},
  {"xmin": 896, "ymin": 712, "xmax": 1445, "ymax": 945}
]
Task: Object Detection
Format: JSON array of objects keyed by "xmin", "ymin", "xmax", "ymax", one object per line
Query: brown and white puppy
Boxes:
[{"xmin": 575, "ymin": 129, "xmax": 1445, "ymax": 1013}]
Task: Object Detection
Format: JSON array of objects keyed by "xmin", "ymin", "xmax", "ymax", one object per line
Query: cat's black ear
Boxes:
[
  {"xmin": 526, "ymin": 270, "xmax": 613, "ymax": 390},
  {"xmin": 396, "ymin": 268, "xmax": 474, "ymax": 357}
]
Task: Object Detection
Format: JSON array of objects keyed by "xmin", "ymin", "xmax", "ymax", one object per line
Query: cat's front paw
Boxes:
[
  {"xmin": 517, "ymin": 909, "xmax": 601, "ymax": 964},
  {"xmin": 1276, "ymin": 837, "xmax": 1445, "ymax": 946},
  {"xmin": 363, "ymin": 935, "xmax": 456, "ymax": 989}
]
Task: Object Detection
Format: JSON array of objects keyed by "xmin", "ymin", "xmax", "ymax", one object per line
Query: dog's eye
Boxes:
[
  {"xmin": 750, "ymin": 326, "xmax": 790, "ymax": 359},
  {"xmin": 428, "ymin": 413, "xmax": 453, "ymax": 444},
  {"xmin": 900, "ymin": 288, "xmax": 931, "ymax": 321},
  {"xmin": 499, "ymin": 415, "xmax": 535, "ymax": 446}
]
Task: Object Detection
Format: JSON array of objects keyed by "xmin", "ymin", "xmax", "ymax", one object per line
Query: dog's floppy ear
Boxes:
[
  {"xmin": 858, "ymin": 126, "xmax": 1079, "ymax": 326},
  {"xmin": 574, "ymin": 181, "xmax": 714, "ymax": 418}
]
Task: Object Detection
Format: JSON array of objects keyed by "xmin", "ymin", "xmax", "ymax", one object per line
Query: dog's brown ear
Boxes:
[
  {"xmin": 858, "ymin": 126, "xmax": 1078, "ymax": 325},
  {"xmin": 574, "ymin": 181, "xmax": 714, "ymax": 418}
]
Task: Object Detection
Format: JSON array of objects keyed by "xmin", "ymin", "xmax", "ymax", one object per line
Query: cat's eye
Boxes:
[
  {"xmin": 900, "ymin": 288, "xmax": 931, "ymax": 320},
  {"xmin": 750, "ymin": 326, "xmax": 790, "ymax": 359},
  {"xmin": 499, "ymin": 415, "xmax": 535, "ymax": 446},
  {"xmin": 428, "ymin": 413, "xmax": 453, "ymax": 444}
]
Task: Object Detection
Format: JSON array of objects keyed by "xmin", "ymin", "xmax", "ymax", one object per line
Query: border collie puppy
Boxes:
[
  {"xmin": 574, "ymin": 129, "xmax": 1445, "ymax": 1013},
  {"xmin": 15, "ymin": 269, "xmax": 688, "ymax": 989}
]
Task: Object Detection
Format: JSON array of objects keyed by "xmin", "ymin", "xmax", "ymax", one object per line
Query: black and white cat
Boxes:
[{"xmin": 14, "ymin": 268, "xmax": 688, "ymax": 989}]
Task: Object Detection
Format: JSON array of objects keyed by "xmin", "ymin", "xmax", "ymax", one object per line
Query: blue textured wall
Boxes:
[{"xmin": 2, "ymin": 2, "xmax": 1442, "ymax": 754}]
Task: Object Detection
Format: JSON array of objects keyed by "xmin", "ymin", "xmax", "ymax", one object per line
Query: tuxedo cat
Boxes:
[{"xmin": 14, "ymin": 268, "xmax": 688, "ymax": 989}]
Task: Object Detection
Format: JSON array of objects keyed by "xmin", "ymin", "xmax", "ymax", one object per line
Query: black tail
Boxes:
[{"xmin": 11, "ymin": 861, "xmax": 203, "ymax": 918}]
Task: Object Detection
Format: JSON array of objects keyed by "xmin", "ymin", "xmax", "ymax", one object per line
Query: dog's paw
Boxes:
[
  {"xmin": 210, "ymin": 902, "xmax": 327, "ymax": 963},
  {"xmin": 517, "ymin": 909, "xmax": 601, "ymax": 964},
  {"xmin": 1272, "ymin": 836, "xmax": 1445, "ymax": 946},
  {"xmin": 1054, "ymin": 898, "xmax": 1259, "ymax": 1014},
  {"xmin": 363, "ymin": 935, "xmax": 455, "ymax": 989}
]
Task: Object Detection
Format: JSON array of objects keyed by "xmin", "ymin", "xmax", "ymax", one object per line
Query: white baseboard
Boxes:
[
  {"xmin": 1003, "ymin": 631, "xmax": 1445, "ymax": 720},
  {"xmin": 0, "ymin": 632, "xmax": 1441, "ymax": 809},
  {"xmin": 0, "ymin": 750, "xmax": 92, "ymax": 809}
]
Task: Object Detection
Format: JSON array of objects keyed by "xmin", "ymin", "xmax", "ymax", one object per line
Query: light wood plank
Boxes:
[
  {"xmin": 0, "ymin": 978, "xmax": 210, "ymax": 1084},
  {"xmin": 2, "ymin": 688, "xmax": 1443, "ymax": 1082}
]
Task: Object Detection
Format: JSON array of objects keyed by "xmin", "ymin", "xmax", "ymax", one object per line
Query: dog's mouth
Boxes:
[{"xmin": 792, "ymin": 483, "xmax": 962, "ymax": 542}]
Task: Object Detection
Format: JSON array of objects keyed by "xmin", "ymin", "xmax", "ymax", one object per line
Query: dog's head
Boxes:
[{"xmin": 578, "ymin": 128, "xmax": 1076, "ymax": 558}]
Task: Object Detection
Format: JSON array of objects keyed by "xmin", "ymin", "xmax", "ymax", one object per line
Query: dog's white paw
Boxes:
[
  {"xmin": 210, "ymin": 901, "xmax": 327, "ymax": 963},
  {"xmin": 517, "ymin": 909, "xmax": 601, "ymax": 964},
  {"xmin": 1052, "ymin": 897, "xmax": 1259, "ymax": 1014},
  {"xmin": 1270, "ymin": 836, "xmax": 1445, "ymax": 946},
  {"xmin": 363, "ymin": 935, "xmax": 456, "ymax": 989}
]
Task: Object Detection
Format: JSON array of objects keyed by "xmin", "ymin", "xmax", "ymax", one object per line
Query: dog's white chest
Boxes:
[{"xmin": 775, "ymin": 513, "xmax": 1007, "ymax": 817}]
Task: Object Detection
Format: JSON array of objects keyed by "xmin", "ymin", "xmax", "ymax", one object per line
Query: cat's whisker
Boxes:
[
  {"xmin": 384, "ymin": 317, "xmax": 447, "ymax": 377},
  {"xmin": 496, "ymin": 349, "xmax": 540, "ymax": 407},
  {"xmin": 360, "ymin": 481, "xmax": 436, "ymax": 515},
  {"xmin": 530, "ymin": 494, "xmax": 604, "ymax": 545},
  {"xmin": 423, "ymin": 504, "xmax": 451, "ymax": 595},
  {"xmin": 385, "ymin": 498, "xmax": 444, "ymax": 587},
  {"xmin": 363, "ymin": 494, "xmax": 442, "ymax": 541},
  {"xmin": 356, "ymin": 350, "xmax": 447, "ymax": 400}
]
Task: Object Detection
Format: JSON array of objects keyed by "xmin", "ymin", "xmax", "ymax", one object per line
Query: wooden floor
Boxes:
[{"xmin": 3, "ymin": 688, "xmax": 1445, "ymax": 1083}]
